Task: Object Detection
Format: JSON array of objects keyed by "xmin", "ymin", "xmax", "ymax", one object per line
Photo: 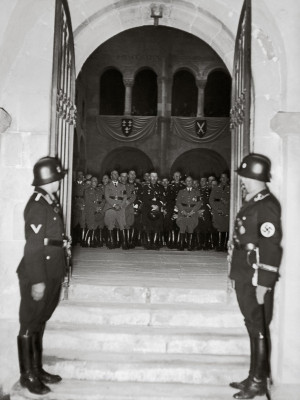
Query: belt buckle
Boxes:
[{"xmin": 115, "ymin": 196, "xmax": 118, "ymax": 200}]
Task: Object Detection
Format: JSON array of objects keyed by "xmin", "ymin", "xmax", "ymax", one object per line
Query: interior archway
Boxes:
[
  {"xmin": 170, "ymin": 148, "xmax": 229, "ymax": 179},
  {"xmin": 171, "ymin": 69, "xmax": 197, "ymax": 117},
  {"xmin": 100, "ymin": 147, "xmax": 154, "ymax": 178},
  {"xmin": 100, "ymin": 68, "xmax": 125, "ymax": 115},
  {"xmin": 132, "ymin": 68, "xmax": 157, "ymax": 116}
]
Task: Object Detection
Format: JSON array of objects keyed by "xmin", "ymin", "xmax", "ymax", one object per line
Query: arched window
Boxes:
[
  {"xmin": 171, "ymin": 70, "xmax": 197, "ymax": 117},
  {"xmin": 132, "ymin": 69, "xmax": 157, "ymax": 116},
  {"xmin": 204, "ymin": 70, "xmax": 231, "ymax": 117},
  {"xmin": 100, "ymin": 69, "xmax": 125, "ymax": 115}
]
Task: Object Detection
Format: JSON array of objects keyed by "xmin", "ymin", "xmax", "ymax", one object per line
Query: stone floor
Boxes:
[{"xmin": 10, "ymin": 247, "xmax": 276, "ymax": 400}]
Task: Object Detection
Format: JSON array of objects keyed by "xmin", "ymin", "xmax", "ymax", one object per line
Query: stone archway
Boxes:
[
  {"xmin": 170, "ymin": 148, "xmax": 228, "ymax": 178},
  {"xmin": 100, "ymin": 147, "xmax": 154, "ymax": 178}
]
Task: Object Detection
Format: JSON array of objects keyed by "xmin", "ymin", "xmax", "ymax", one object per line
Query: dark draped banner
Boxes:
[
  {"xmin": 96, "ymin": 116, "xmax": 229, "ymax": 144},
  {"xmin": 171, "ymin": 117, "xmax": 230, "ymax": 143},
  {"xmin": 96, "ymin": 116, "xmax": 158, "ymax": 142}
]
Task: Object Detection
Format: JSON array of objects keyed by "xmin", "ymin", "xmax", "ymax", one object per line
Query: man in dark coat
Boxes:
[
  {"xmin": 17, "ymin": 156, "xmax": 69, "ymax": 395},
  {"xmin": 228, "ymin": 154, "xmax": 282, "ymax": 399},
  {"xmin": 140, "ymin": 171, "xmax": 164, "ymax": 249}
]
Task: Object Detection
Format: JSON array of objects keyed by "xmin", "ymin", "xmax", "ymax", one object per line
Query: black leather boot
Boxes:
[
  {"xmin": 126, "ymin": 229, "xmax": 131, "ymax": 248},
  {"xmin": 97, "ymin": 228, "xmax": 103, "ymax": 247},
  {"xmin": 32, "ymin": 331, "xmax": 62, "ymax": 384},
  {"xmin": 153, "ymin": 232, "xmax": 160, "ymax": 250},
  {"xmin": 187, "ymin": 233, "xmax": 193, "ymax": 251},
  {"xmin": 159, "ymin": 232, "xmax": 164, "ymax": 247},
  {"xmin": 230, "ymin": 336, "xmax": 255, "ymax": 390},
  {"xmin": 223, "ymin": 231, "xmax": 229, "ymax": 251},
  {"xmin": 144, "ymin": 232, "xmax": 152, "ymax": 249},
  {"xmin": 178, "ymin": 233, "xmax": 185, "ymax": 251},
  {"xmin": 195, "ymin": 232, "xmax": 202, "ymax": 250},
  {"xmin": 121, "ymin": 230, "xmax": 129, "ymax": 250},
  {"xmin": 166, "ymin": 231, "xmax": 172, "ymax": 248},
  {"xmin": 233, "ymin": 336, "xmax": 268, "ymax": 399},
  {"xmin": 90, "ymin": 230, "xmax": 97, "ymax": 248},
  {"xmin": 115, "ymin": 229, "xmax": 121, "ymax": 248},
  {"xmin": 18, "ymin": 335, "xmax": 50, "ymax": 395},
  {"xmin": 107, "ymin": 230, "xmax": 115, "ymax": 249},
  {"xmin": 80, "ymin": 228, "xmax": 88, "ymax": 247},
  {"xmin": 216, "ymin": 232, "xmax": 223, "ymax": 251},
  {"xmin": 202, "ymin": 233, "xmax": 209, "ymax": 250},
  {"xmin": 130, "ymin": 228, "xmax": 136, "ymax": 248}
]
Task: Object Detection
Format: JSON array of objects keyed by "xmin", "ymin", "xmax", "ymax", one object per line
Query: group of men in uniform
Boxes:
[{"xmin": 72, "ymin": 169, "xmax": 231, "ymax": 251}]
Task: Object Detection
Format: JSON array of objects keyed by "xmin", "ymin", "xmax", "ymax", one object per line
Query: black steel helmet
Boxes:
[
  {"xmin": 236, "ymin": 153, "xmax": 271, "ymax": 182},
  {"xmin": 32, "ymin": 156, "xmax": 67, "ymax": 186}
]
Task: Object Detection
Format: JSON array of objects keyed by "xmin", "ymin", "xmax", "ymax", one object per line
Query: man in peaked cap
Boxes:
[
  {"xmin": 16, "ymin": 156, "xmax": 69, "ymax": 395},
  {"xmin": 228, "ymin": 153, "xmax": 282, "ymax": 399}
]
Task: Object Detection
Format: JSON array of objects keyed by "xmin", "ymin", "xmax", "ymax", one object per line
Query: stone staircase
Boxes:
[{"xmin": 11, "ymin": 249, "xmax": 255, "ymax": 400}]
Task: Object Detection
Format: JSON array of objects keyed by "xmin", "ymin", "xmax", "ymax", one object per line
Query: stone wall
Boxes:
[{"xmin": 0, "ymin": 0, "xmax": 55, "ymax": 392}]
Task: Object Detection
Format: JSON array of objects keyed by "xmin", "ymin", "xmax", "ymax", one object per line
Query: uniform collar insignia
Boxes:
[
  {"xmin": 254, "ymin": 190, "xmax": 270, "ymax": 202},
  {"xmin": 34, "ymin": 187, "xmax": 54, "ymax": 204}
]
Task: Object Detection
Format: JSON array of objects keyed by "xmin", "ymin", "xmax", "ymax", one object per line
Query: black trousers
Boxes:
[
  {"xmin": 19, "ymin": 277, "xmax": 62, "ymax": 335},
  {"xmin": 235, "ymin": 280, "xmax": 274, "ymax": 337}
]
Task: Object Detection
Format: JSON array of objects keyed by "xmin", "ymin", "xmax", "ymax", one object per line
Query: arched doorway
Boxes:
[
  {"xmin": 171, "ymin": 69, "xmax": 197, "ymax": 117},
  {"xmin": 170, "ymin": 148, "xmax": 228, "ymax": 178},
  {"xmin": 132, "ymin": 68, "xmax": 158, "ymax": 116},
  {"xmin": 100, "ymin": 147, "xmax": 154, "ymax": 178},
  {"xmin": 100, "ymin": 68, "xmax": 125, "ymax": 115},
  {"xmin": 204, "ymin": 70, "xmax": 231, "ymax": 117}
]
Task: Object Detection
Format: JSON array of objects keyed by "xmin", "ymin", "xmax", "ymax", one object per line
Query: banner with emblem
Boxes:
[
  {"xmin": 121, "ymin": 118, "xmax": 133, "ymax": 137},
  {"xmin": 195, "ymin": 119, "xmax": 207, "ymax": 138},
  {"xmin": 171, "ymin": 117, "xmax": 230, "ymax": 144}
]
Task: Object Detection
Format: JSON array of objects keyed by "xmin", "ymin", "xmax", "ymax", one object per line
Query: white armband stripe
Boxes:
[{"xmin": 258, "ymin": 263, "xmax": 279, "ymax": 273}]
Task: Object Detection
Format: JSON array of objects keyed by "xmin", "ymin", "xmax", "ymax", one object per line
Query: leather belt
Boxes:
[
  {"xmin": 109, "ymin": 196, "xmax": 123, "ymax": 200},
  {"xmin": 44, "ymin": 238, "xmax": 65, "ymax": 247},
  {"xmin": 234, "ymin": 242, "xmax": 257, "ymax": 251},
  {"xmin": 181, "ymin": 203, "xmax": 195, "ymax": 207}
]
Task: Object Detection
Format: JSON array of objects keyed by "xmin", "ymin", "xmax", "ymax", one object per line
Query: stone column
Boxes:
[
  {"xmin": 270, "ymin": 112, "xmax": 300, "ymax": 386},
  {"xmin": 157, "ymin": 58, "xmax": 172, "ymax": 176},
  {"xmin": 196, "ymin": 79, "xmax": 207, "ymax": 117},
  {"xmin": 123, "ymin": 78, "xmax": 134, "ymax": 115}
]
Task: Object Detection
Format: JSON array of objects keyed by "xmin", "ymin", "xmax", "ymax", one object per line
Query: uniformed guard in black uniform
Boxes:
[
  {"xmin": 140, "ymin": 172, "xmax": 164, "ymax": 249},
  {"xmin": 228, "ymin": 154, "xmax": 282, "ymax": 399},
  {"xmin": 17, "ymin": 157, "xmax": 69, "ymax": 395},
  {"xmin": 168, "ymin": 172, "xmax": 186, "ymax": 248}
]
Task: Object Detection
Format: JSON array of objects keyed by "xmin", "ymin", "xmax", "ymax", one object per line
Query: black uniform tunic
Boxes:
[
  {"xmin": 17, "ymin": 187, "xmax": 66, "ymax": 334},
  {"xmin": 230, "ymin": 188, "xmax": 282, "ymax": 336},
  {"xmin": 140, "ymin": 183, "xmax": 164, "ymax": 232}
]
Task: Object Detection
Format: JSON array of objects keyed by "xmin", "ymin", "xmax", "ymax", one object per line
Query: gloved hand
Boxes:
[
  {"xmin": 256, "ymin": 285, "xmax": 269, "ymax": 305},
  {"xmin": 31, "ymin": 282, "xmax": 45, "ymax": 301}
]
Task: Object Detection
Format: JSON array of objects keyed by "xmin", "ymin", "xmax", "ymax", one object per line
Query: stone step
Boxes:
[
  {"xmin": 10, "ymin": 379, "xmax": 256, "ymax": 400},
  {"xmin": 52, "ymin": 301, "xmax": 243, "ymax": 328},
  {"xmin": 44, "ymin": 323, "xmax": 249, "ymax": 355},
  {"xmin": 42, "ymin": 351, "xmax": 249, "ymax": 385},
  {"xmin": 68, "ymin": 282, "xmax": 230, "ymax": 305}
]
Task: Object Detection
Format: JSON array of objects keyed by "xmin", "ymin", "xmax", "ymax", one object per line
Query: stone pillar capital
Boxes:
[
  {"xmin": 123, "ymin": 78, "xmax": 135, "ymax": 87},
  {"xmin": 157, "ymin": 76, "xmax": 172, "ymax": 86},
  {"xmin": 196, "ymin": 79, "xmax": 207, "ymax": 90}
]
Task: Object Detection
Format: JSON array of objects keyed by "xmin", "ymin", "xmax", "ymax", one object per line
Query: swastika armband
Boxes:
[{"xmin": 260, "ymin": 222, "xmax": 275, "ymax": 237}]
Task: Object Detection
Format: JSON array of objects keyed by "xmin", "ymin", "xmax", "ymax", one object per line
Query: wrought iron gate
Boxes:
[
  {"xmin": 50, "ymin": 0, "xmax": 76, "ymax": 237},
  {"xmin": 229, "ymin": 0, "xmax": 252, "ymax": 234}
]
